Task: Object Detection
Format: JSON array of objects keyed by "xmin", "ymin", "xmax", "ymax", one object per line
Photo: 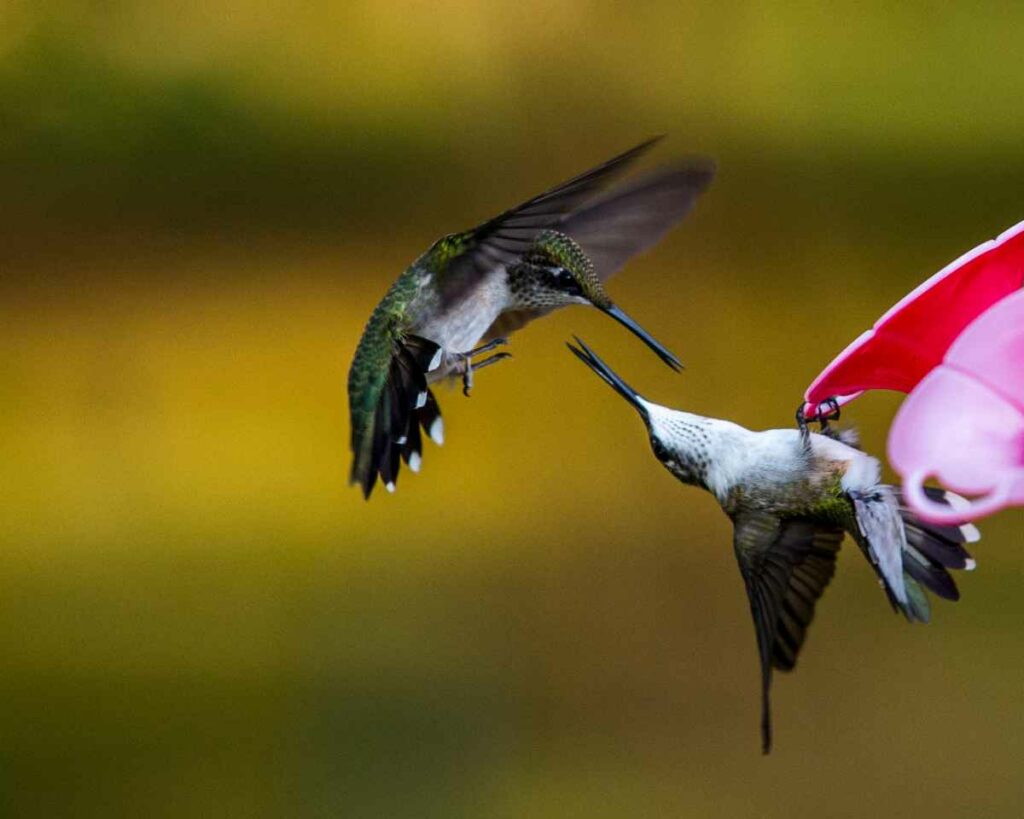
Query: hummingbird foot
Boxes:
[
  {"xmin": 795, "ymin": 404, "xmax": 810, "ymax": 448},
  {"xmin": 817, "ymin": 396, "xmax": 842, "ymax": 439},
  {"xmin": 461, "ymin": 352, "xmax": 513, "ymax": 396},
  {"xmin": 467, "ymin": 337, "xmax": 509, "ymax": 357},
  {"xmin": 796, "ymin": 397, "xmax": 842, "ymax": 444},
  {"xmin": 454, "ymin": 338, "xmax": 511, "ymax": 396}
]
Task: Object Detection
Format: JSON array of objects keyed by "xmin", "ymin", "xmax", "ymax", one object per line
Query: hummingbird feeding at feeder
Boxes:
[{"xmin": 567, "ymin": 338, "xmax": 979, "ymax": 753}]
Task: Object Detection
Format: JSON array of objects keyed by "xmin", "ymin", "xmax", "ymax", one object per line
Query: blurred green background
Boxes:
[{"xmin": 2, "ymin": 2, "xmax": 1023, "ymax": 816}]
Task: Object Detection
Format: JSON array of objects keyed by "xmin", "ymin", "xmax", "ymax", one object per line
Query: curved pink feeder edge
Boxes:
[
  {"xmin": 902, "ymin": 474, "xmax": 1013, "ymax": 524},
  {"xmin": 888, "ymin": 291, "xmax": 1024, "ymax": 523},
  {"xmin": 802, "ymin": 219, "xmax": 1024, "ymax": 418}
]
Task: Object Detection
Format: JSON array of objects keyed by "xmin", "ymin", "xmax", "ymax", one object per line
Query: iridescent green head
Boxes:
[{"xmin": 510, "ymin": 230, "xmax": 682, "ymax": 371}]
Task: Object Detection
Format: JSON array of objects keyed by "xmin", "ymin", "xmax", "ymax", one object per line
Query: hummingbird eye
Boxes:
[{"xmin": 549, "ymin": 266, "xmax": 582, "ymax": 296}]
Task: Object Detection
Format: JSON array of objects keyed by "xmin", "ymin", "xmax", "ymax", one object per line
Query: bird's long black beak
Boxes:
[
  {"xmin": 598, "ymin": 303, "xmax": 682, "ymax": 371},
  {"xmin": 566, "ymin": 336, "xmax": 648, "ymax": 420}
]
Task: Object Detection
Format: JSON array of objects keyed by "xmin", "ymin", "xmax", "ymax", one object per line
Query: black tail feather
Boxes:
[
  {"xmin": 396, "ymin": 346, "xmax": 429, "ymax": 407},
  {"xmin": 898, "ymin": 486, "xmax": 978, "ymax": 569},
  {"xmin": 401, "ymin": 412, "xmax": 423, "ymax": 467},
  {"xmin": 352, "ymin": 335, "xmax": 441, "ymax": 499},
  {"xmin": 417, "ymin": 389, "xmax": 444, "ymax": 444},
  {"xmin": 896, "ymin": 486, "xmax": 978, "ymax": 610},
  {"xmin": 902, "ymin": 544, "xmax": 960, "ymax": 601},
  {"xmin": 404, "ymin": 335, "xmax": 443, "ymax": 373}
]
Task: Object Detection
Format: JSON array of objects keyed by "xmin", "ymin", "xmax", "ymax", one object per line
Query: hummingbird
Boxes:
[
  {"xmin": 348, "ymin": 137, "xmax": 715, "ymax": 498},
  {"xmin": 566, "ymin": 338, "xmax": 979, "ymax": 753}
]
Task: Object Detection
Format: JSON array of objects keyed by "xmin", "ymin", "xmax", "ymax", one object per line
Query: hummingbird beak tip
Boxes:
[
  {"xmin": 601, "ymin": 303, "xmax": 683, "ymax": 372},
  {"xmin": 566, "ymin": 336, "xmax": 648, "ymax": 419}
]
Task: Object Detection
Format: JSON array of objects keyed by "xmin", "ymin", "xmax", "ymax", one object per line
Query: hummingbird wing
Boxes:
[
  {"xmin": 731, "ymin": 511, "xmax": 844, "ymax": 754},
  {"xmin": 558, "ymin": 158, "xmax": 716, "ymax": 281},
  {"xmin": 437, "ymin": 137, "xmax": 664, "ymax": 306},
  {"xmin": 481, "ymin": 159, "xmax": 716, "ymax": 340},
  {"xmin": 847, "ymin": 487, "xmax": 910, "ymax": 612}
]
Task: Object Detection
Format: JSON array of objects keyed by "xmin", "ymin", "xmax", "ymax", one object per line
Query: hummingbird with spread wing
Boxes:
[
  {"xmin": 348, "ymin": 137, "xmax": 715, "ymax": 497},
  {"xmin": 567, "ymin": 338, "xmax": 979, "ymax": 753}
]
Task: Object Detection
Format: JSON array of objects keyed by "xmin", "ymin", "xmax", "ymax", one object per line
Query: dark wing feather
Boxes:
[
  {"xmin": 481, "ymin": 158, "xmax": 715, "ymax": 340},
  {"xmin": 438, "ymin": 137, "xmax": 663, "ymax": 305},
  {"xmin": 848, "ymin": 488, "xmax": 909, "ymax": 613},
  {"xmin": 559, "ymin": 158, "xmax": 716, "ymax": 281},
  {"xmin": 732, "ymin": 512, "xmax": 843, "ymax": 754}
]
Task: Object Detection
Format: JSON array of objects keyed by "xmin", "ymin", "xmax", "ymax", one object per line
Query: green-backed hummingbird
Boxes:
[
  {"xmin": 567, "ymin": 338, "xmax": 979, "ymax": 754},
  {"xmin": 348, "ymin": 137, "xmax": 715, "ymax": 498}
]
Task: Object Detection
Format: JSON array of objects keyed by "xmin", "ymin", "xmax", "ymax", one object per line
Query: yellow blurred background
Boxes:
[{"xmin": 2, "ymin": 2, "xmax": 1023, "ymax": 816}]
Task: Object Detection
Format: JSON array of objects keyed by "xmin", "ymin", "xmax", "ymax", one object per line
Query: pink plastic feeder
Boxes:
[
  {"xmin": 802, "ymin": 220, "xmax": 1024, "ymax": 420},
  {"xmin": 888, "ymin": 290, "xmax": 1024, "ymax": 524}
]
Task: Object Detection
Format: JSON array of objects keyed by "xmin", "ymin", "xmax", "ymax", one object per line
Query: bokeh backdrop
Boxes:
[{"xmin": 2, "ymin": 2, "xmax": 1023, "ymax": 816}]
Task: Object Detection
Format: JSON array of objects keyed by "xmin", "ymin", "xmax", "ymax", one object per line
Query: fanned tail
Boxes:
[
  {"xmin": 349, "ymin": 335, "xmax": 443, "ymax": 499},
  {"xmin": 895, "ymin": 487, "xmax": 979, "ymax": 622}
]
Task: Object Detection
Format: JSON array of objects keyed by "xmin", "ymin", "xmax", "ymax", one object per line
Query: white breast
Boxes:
[
  {"xmin": 713, "ymin": 427, "xmax": 806, "ymax": 500},
  {"xmin": 416, "ymin": 269, "xmax": 509, "ymax": 354}
]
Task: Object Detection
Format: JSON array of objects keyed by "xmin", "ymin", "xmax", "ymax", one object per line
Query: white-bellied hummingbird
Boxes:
[{"xmin": 567, "ymin": 338, "xmax": 979, "ymax": 753}]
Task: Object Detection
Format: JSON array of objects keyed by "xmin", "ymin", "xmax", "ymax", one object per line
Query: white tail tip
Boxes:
[{"xmin": 941, "ymin": 491, "xmax": 982, "ymax": 543}]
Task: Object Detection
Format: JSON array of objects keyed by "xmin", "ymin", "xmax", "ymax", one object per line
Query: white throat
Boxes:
[{"xmin": 643, "ymin": 403, "xmax": 761, "ymax": 501}]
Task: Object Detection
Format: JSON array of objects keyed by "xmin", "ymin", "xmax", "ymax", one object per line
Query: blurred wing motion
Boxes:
[
  {"xmin": 439, "ymin": 136, "xmax": 664, "ymax": 306},
  {"xmin": 733, "ymin": 497, "xmax": 976, "ymax": 753},
  {"xmin": 731, "ymin": 511, "xmax": 843, "ymax": 754},
  {"xmin": 802, "ymin": 219, "xmax": 1024, "ymax": 419},
  {"xmin": 484, "ymin": 158, "xmax": 716, "ymax": 339},
  {"xmin": 560, "ymin": 158, "xmax": 716, "ymax": 281}
]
